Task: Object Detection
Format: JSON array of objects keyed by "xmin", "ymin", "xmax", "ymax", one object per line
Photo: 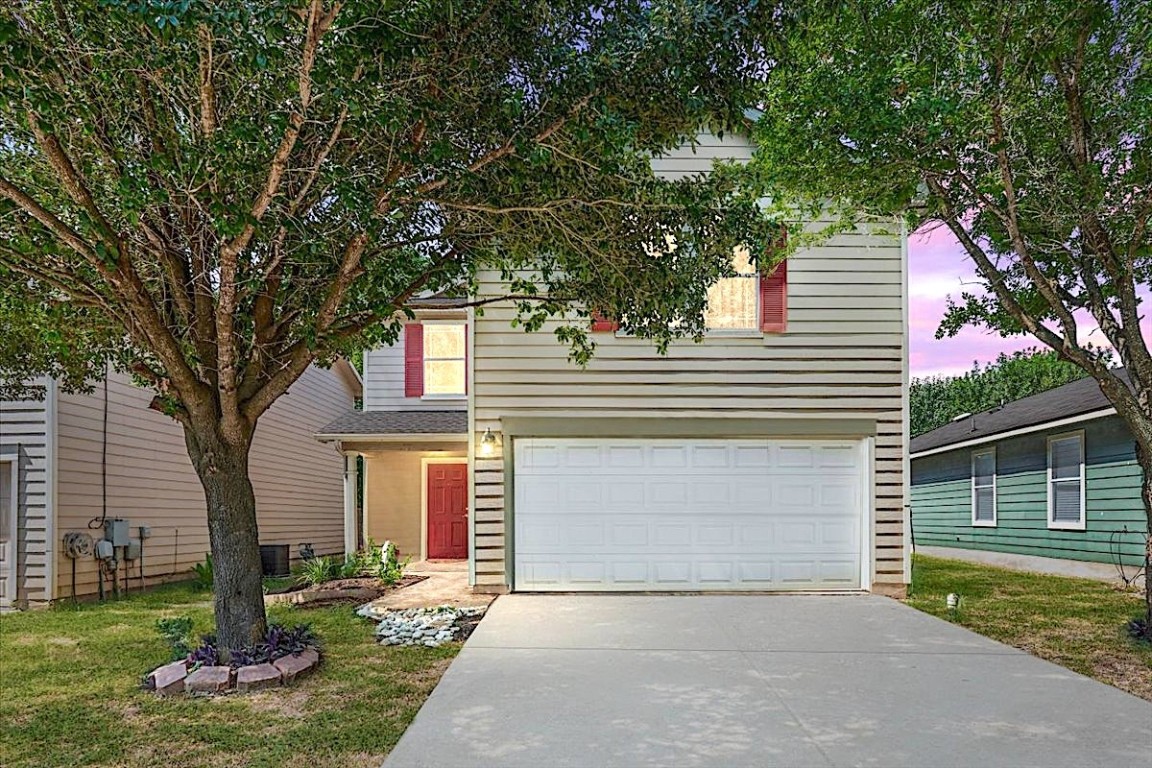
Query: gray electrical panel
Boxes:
[{"xmin": 104, "ymin": 518, "xmax": 130, "ymax": 547}]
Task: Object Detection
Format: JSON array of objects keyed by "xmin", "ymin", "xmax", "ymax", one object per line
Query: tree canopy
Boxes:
[
  {"xmin": 754, "ymin": 0, "xmax": 1149, "ymax": 409},
  {"xmin": 910, "ymin": 348, "xmax": 1105, "ymax": 437},
  {"xmin": 751, "ymin": 0, "xmax": 1151, "ymax": 626},
  {"xmin": 0, "ymin": 0, "xmax": 776, "ymax": 647}
]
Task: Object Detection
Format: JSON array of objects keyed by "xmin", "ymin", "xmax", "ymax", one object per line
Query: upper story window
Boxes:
[
  {"xmin": 423, "ymin": 323, "xmax": 466, "ymax": 397},
  {"xmin": 590, "ymin": 244, "xmax": 788, "ymax": 336},
  {"xmin": 971, "ymin": 449, "xmax": 996, "ymax": 526},
  {"xmin": 1048, "ymin": 432, "xmax": 1085, "ymax": 530},
  {"xmin": 704, "ymin": 247, "xmax": 759, "ymax": 331}
]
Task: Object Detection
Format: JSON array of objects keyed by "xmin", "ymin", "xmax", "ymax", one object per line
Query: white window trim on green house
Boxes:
[
  {"xmin": 1047, "ymin": 430, "xmax": 1086, "ymax": 531},
  {"xmin": 971, "ymin": 448, "xmax": 997, "ymax": 527}
]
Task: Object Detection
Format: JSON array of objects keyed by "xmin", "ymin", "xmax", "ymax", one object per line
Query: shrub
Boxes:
[
  {"xmin": 378, "ymin": 541, "xmax": 408, "ymax": 586},
  {"xmin": 338, "ymin": 553, "xmax": 364, "ymax": 579},
  {"xmin": 194, "ymin": 624, "xmax": 319, "ymax": 668},
  {"xmin": 187, "ymin": 636, "xmax": 220, "ymax": 668},
  {"xmin": 296, "ymin": 543, "xmax": 409, "ymax": 586},
  {"xmin": 297, "ymin": 555, "xmax": 342, "ymax": 587},
  {"xmin": 155, "ymin": 617, "xmax": 194, "ymax": 661},
  {"xmin": 191, "ymin": 553, "xmax": 213, "ymax": 591}
]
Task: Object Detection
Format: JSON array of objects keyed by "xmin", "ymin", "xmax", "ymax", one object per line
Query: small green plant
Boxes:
[
  {"xmin": 155, "ymin": 616, "xmax": 194, "ymax": 661},
  {"xmin": 338, "ymin": 552, "xmax": 364, "ymax": 579},
  {"xmin": 297, "ymin": 555, "xmax": 342, "ymax": 587},
  {"xmin": 191, "ymin": 553, "xmax": 213, "ymax": 591},
  {"xmin": 378, "ymin": 541, "xmax": 408, "ymax": 586}
]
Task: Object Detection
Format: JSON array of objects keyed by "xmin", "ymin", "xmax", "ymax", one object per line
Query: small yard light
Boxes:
[
  {"xmin": 946, "ymin": 592, "xmax": 961, "ymax": 610},
  {"xmin": 479, "ymin": 428, "xmax": 499, "ymax": 457}
]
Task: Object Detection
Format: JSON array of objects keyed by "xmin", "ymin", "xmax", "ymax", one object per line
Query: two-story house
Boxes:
[{"xmin": 317, "ymin": 129, "xmax": 910, "ymax": 597}]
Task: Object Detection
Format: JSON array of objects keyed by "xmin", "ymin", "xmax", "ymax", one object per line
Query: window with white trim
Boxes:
[
  {"xmin": 422, "ymin": 323, "xmax": 466, "ymax": 397},
  {"xmin": 971, "ymin": 449, "xmax": 996, "ymax": 526},
  {"xmin": 704, "ymin": 247, "xmax": 758, "ymax": 331},
  {"xmin": 1048, "ymin": 432, "xmax": 1085, "ymax": 529}
]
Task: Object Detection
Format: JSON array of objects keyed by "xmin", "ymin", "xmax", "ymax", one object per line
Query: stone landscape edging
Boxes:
[{"xmin": 146, "ymin": 648, "xmax": 321, "ymax": 696}]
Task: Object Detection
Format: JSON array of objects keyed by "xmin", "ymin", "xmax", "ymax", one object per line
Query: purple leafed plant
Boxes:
[
  {"xmin": 186, "ymin": 634, "xmax": 220, "ymax": 668},
  {"xmin": 188, "ymin": 624, "xmax": 320, "ymax": 669}
]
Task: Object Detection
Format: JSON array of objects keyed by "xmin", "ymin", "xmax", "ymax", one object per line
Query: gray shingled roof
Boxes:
[
  {"xmin": 909, "ymin": 370, "xmax": 1128, "ymax": 455},
  {"xmin": 316, "ymin": 410, "xmax": 467, "ymax": 438}
]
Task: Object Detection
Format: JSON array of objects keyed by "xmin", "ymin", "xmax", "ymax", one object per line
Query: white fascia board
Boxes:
[{"xmin": 910, "ymin": 407, "xmax": 1116, "ymax": 460}]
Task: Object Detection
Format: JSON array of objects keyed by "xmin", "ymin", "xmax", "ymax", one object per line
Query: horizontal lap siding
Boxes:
[
  {"xmin": 54, "ymin": 367, "xmax": 353, "ymax": 598},
  {"xmin": 471, "ymin": 132, "xmax": 907, "ymax": 590},
  {"xmin": 363, "ymin": 311, "xmax": 468, "ymax": 411},
  {"xmin": 911, "ymin": 416, "xmax": 1145, "ymax": 566},
  {"xmin": 0, "ymin": 388, "xmax": 51, "ymax": 605}
]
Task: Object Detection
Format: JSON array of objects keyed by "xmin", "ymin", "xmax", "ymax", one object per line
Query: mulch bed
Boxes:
[
  {"xmin": 454, "ymin": 612, "xmax": 484, "ymax": 642},
  {"xmin": 265, "ymin": 575, "xmax": 428, "ymax": 609}
]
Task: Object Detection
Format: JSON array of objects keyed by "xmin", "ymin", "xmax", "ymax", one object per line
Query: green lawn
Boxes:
[
  {"xmin": 908, "ymin": 554, "xmax": 1152, "ymax": 701},
  {"xmin": 0, "ymin": 583, "xmax": 457, "ymax": 768}
]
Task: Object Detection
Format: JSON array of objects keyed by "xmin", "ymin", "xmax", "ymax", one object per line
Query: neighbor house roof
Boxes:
[
  {"xmin": 909, "ymin": 370, "xmax": 1129, "ymax": 457},
  {"xmin": 315, "ymin": 410, "xmax": 467, "ymax": 441}
]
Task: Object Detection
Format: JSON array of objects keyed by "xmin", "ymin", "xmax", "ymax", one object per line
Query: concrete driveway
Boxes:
[{"xmin": 384, "ymin": 595, "xmax": 1152, "ymax": 768}]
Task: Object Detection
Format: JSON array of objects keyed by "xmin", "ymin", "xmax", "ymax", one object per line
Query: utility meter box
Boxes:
[
  {"xmin": 94, "ymin": 539, "xmax": 114, "ymax": 560},
  {"xmin": 124, "ymin": 541, "xmax": 142, "ymax": 561},
  {"xmin": 104, "ymin": 519, "xmax": 130, "ymax": 547}
]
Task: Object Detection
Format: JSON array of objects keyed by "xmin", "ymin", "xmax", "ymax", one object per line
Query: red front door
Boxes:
[{"xmin": 427, "ymin": 462, "xmax": 468, "ymax": 559}]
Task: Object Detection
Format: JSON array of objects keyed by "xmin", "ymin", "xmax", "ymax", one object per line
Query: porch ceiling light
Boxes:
[{"xmin": 479, "ymin": 428, "xmax": 499, "ymax": 457}]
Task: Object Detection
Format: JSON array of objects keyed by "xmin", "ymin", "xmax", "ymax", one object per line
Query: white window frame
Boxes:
[
  {"xmin": 703, "ymin": 271, "xmax": 761, "ymax": 335},
  {"xmin": 970, "ymin": 448, "xmax": 997, "ymax": 527},
  {"xmin": 1047, "ymin": 430, "xmax": 1086, "ymax": 531},
  {"xmin": 420, "ymin": 320, "xmax": 467, "ymax": 400}
]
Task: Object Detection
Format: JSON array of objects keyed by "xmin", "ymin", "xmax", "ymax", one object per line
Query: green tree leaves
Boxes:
[{"xmin": 910, "ymin": 348, "xmax": 1107, "ymax": 437}]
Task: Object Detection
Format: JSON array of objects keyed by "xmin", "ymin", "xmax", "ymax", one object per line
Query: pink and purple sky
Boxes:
[{"xmin": 907, "ymin": 225, "xmax": 1151, "ymax": 379}]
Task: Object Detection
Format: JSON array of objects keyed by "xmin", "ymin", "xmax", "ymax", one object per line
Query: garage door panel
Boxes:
[
  {"xmin": 517, "ymin": 514, "xmax": 857, "ymax": 553},
  {"xmin": 514, "ymin": 438, "xmax": 866, "ymax": 591}
]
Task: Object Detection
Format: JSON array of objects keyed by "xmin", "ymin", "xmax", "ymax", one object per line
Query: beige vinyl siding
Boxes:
[
  {"xmin": 53, "ymin": 365, "xmax": 354, "ymax": 598},
  {"xmin": 0, "ymin": 384, "xmax": 52, "ymax": 605},
  {"xmin": 362, "ymin": 447, "xmax": 468, "ymax": 560},
  {"xmin": 363, "ymin": 311, "xmax": 469, "ymax": 412},
  {"xmin": 470, "ymin": 131, "xmax": 907, "ymax": 592}
]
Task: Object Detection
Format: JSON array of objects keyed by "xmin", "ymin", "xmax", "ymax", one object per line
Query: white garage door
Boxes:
[{"xmin": 513, "ymin": 438, "xmax": 867, "ymax": 591}]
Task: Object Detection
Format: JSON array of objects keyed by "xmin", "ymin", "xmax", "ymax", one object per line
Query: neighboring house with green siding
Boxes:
[{"xmin": 910, "ymin": 371, "xmax": 1147, "ymax": 585}]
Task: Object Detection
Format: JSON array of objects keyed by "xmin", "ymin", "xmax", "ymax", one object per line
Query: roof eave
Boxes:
[
  {"xmin": 909, "ymin": 406, "xmax": 1116, "ymax": 460},
  {"xmin": 315, "ymin": 431, "xmax": 468, "ymax": 443}
]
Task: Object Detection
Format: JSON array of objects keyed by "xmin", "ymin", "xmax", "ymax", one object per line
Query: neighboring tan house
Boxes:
[
  {"xmin": 0, "ymin": 362, "xmax": 361, "ymax": 608},
  {"xmin": 910, "ymin": 371, "xmax": 1147, "ymax": 584},
  {"xmin": 318, "ymin": 128, "xmax": 911, "ymax": 597}
]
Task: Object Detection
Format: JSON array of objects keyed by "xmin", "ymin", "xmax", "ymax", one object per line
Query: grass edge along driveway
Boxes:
[
  {"xmin": 907, "ymin": 554, "xmax": 1152, "ymax": 701},
  {"xmin": 0, "ymin": 583, "xmax": 458, "ymax": 768}
]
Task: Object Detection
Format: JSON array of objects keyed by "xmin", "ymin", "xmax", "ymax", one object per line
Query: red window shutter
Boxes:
[
  {"xmin": 404, "ymin": 323, "xmax": 424, "ymax": 397},
  {"xmin": 760, "ymin": 259, "xmax": 788, "ymax": 333},
  {"xmin": 590, "ymin": 311, "xmax": 619, "ymax": 332}
]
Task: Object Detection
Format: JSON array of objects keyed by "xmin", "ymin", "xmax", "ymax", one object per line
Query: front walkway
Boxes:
[
  {"xmin": 365, "ymin": 560, "xmax": 494, "ymax": 611},
  {"xmin": 384, "ymin": 594, "xmax": 1152, "ymax": 768}
]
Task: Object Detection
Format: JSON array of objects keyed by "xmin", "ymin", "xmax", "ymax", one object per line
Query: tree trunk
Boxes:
[
  {"xmin": 185, "ymin": 427, "xmax": 267, "ymax": 652},
  {"xmin": 1135, "ymin": 440, "xmax": 1152, "ymax": 632}
]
